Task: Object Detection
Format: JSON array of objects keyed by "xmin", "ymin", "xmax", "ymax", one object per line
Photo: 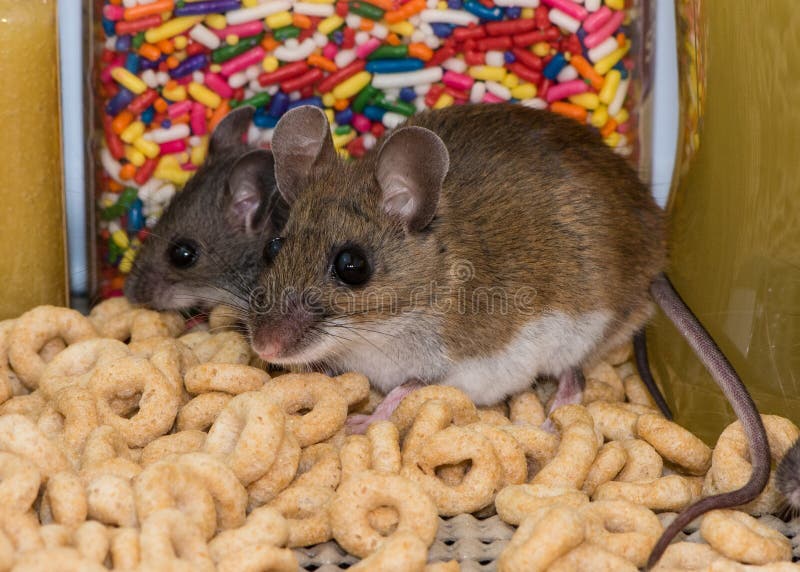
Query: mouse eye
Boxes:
[
  {"xmin": 264, "ymin": 237, "xmax": 284, "ymax": 264},
  {"xmin": 167, "ymin": 240, "xmax": 199, "ymax": 269},
  {"xmin": 333, "ymin": 246, "xmax": 371, "ymax": 286}
]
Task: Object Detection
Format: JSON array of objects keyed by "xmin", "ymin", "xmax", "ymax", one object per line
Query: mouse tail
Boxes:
[
  {"xmin": 633, "ymin": 329, "xmax": 673, "ymax": 419},
  {"xmin": 645, "ymin": 272, "xmax": 770, "ymax": 570}
]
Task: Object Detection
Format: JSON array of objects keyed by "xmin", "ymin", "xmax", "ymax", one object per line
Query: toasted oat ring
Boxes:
[
  {"xmin": 579, "ymin": 499, "xmax": 662, "ymax": 567},
  {"xmin": 624, "ymin": 373, "xmax": 659, "ymax": 408},
  {"xmin": 0, "ymin": 413, "xmax": 69, "ymax": 479},
  {"xmin": 74, "ymin": 520, "xmax": 110, "ymax": 564},
  {"xmin": 190, "ymin": 331, "xmax": 251, "ymax": 364},
  {"xmin": 497, "ymin": 506, "xmax": 585, "ymax": 572},
  {"xmin": 267, "ymin": 485, "xmax": 334, "ymax": 547},
  {"xmin": 402, "ymin": 400, "xmax": 454, "ymax": 462},
  {"xmin": 134, "ymin": 461, "xmax": 216, "ymax": 537},
  {"xmin": 587, "ymin": 401, "xmax": 639, "ymax": 441},
  {"xmin": 216, "ymin": 545, "xmax": 298, "ymax": 572},
  {"xmin": 87, "ymin": 474, "xmax": 138, "ymax": 528},
  {"xmin": 109, "ymin": 527, "xmax": 140, "ymax": 571},
  {"xmin": 50, "ymin": 388, "xmax": 99, "ymax": 457},
  {"xmin": 8, "ymin": 306, "xmax": 98, "ymax": 389},
  {"xmin": 700, "ymin": 509, "xmax": 792, "ymax": 565},
  {"xmin": 139, "ymin": 508, "xmax": 215, "ymax": 572},
  {"xmin": 391, "ymin": 385, "xmax": 478, "ymax": 435},
  {"xmin": 247, "ymin": 430, "xmax": 301, "ymax": 509},
  {"xmin": 617, "ymin": 438, "xmax": 664, "ymax": 482},
  {"xmin": 494, "ymin": 484, "xmax": 589, "ymax": 526},
  {"xmin": 468, "ymin": 423, "xmax": 527, "ymax": 486},
  {"xmin": 533, "ymin": 405, "xmax": 598, "ymax": 489},
  {"xmin": 637, "ymin": 413, "xmax": 712, "ymax": 475},
  {"xmin": 366, "ymin": 421, "xmax": 401, "ymax": 474},
  {"xmin": 583, "ymin": 361, "xmax": 625, "ymax": 403},
  {"xmin": 548, "ymin": 542, "xmax": 638, "ymax": 572},
  {"xmin": 177, "ymin": 452, "xmax": 248, "ymax": 531},
  {"xmin": 261, "ymin": 373, "xmax": 348, "ymax": 447},
  {"xmin": 39, "ymin": 523, "xmax": 72, "ymax": 549},
  {"xmin": 582, "ymin": 441, "xmax": 627, "ymax": 496},
  {"xmin": 88, "ymin": 297, "xmax": 132, "ymax": 331},
  {"xmin": 0, "ymin": 509, "xmax": 43, "ymax": 553},
  {"xmin": 593, "ymin": 474, "xmax": 703, "ymax": 511},
  {"xmin": 350, "ymin": 531, "xmax": 428, "ymax": 572},
  {"xmin": 334, "ymin": 372, "xmax": 371, "ymax": 408},
  {"xmin": 209, "ymin": 506, "xmax": 289, "ymax": 562},
  {"xmin": 402, "ymin": 425, "xmax": 501, "ymax": 515},
  {"xmin": 477, "ymin": 407, "xmax": 512, "ymax": 426},
  {"xmin": 42, "ymin": 471, "xmax": 87, "ymax": 527},
  {"xmin": 330, "ymin": 470, "xmax": 437, "ymax": 558},
  {"xmin": 294, "ymin": 443, "xmax": 342, "ymax": 490},
  {"xmin": 340, "ymin": 435, "xmax": 371, "ymax": 485},
  {"xmin": 89, "ymin": 355, "xmax": 181, "ymax": 447},
  {"xmin": 185, "ymin": 363, "xmax": 270, "ymax": 395},
  {"xmin": 204, "ymin": 392, "xmax": 286, "ymax": 485},
  {"xmin": 655, "ymin": 542, "xmax": 726, "ymax": 571},
  {"xmin": 81, "ymin": 425, "xmax": 135, "ymax": 468},
  {"xmin": 177, "ymin": 392, "xmax": 232, "ymax": 432},
  {"xmin": 140, "ymin": 430, "xmax": 207, "ymax": 466},
  {"xmin": 37, "ymin": 339, "xmax": 130, "ymax": 400},
  {"xmin": 0, "ymin": 320, "xmax": 18, "ymax": 405},
  {"xmin": 0, "ymin": 391, "xmax": 46, "ymax": 419},
  {"xmin": 11, "ymin": 547, "xmax": 109, "ymax": 572},
  {"xmin": 500, "ymin": 425, "xmax": 559, "ymax": 475},
  {"xmin": 509, "ymin": 391, "xmax": 545, "ymax": 426},
  {"xmin": 0, "ymin": 451, "xmax": 41, "ymax": 514}
]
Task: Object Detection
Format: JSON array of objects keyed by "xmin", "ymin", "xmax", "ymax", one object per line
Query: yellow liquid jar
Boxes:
[{"xmin": 0, "ymin": 0, "xmax": 68, "ymax": 319}]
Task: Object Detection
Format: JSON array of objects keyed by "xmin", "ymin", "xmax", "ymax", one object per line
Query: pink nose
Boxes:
[{"xmin": 256, "ymin": 339, "xmax": 283, "ymax": 361}]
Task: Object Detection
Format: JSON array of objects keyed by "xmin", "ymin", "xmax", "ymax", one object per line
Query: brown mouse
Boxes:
[
  {"xmin": 124, "ymin": 106, "xmax": 286, "ymax": 313},
  {"xmin": 245, "ymin": 103, "xmax": 770, "ymax": 567}
]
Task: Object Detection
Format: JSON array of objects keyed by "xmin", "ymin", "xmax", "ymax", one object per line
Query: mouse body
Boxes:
[
  {"xmin": 777, "ymin": 438, "xmax": 800, "ymax": 515},
  {"xmin": 247, "ymin": 103, "xmax": 770, "ymax": 568},
  {"xmin": 124, "ymin": 106, "xmax": 284, "ymax": 312}
]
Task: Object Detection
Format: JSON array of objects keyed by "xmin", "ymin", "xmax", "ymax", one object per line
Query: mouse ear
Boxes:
[
  {"xmin": 210, "ymin": 106, "xmax": 255, "ymax": 156},
  {"xmin": 271, "ymin": 105, "xmax": 335, "ymax": 204},
  {"xmin": 225, "ymin": 148, "xmax": 276, "ymax": 235},
  {"xmin": 375, "ymin": 126, "xmax": 449, "ymax": 232}
]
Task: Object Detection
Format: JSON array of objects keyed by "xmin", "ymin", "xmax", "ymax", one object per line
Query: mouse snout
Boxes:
[{"xmin": 250, "ymin": 290, "xmax": 316, "ymax": 361}]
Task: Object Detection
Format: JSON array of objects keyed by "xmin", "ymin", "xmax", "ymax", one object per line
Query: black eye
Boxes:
[
  {"xmin": 168, "ymin": 240, "xmax": 199, "ymax": 269},
  {"xmin": 264, "ymin": 237, "xmax": 284, "ymax": 264},
  {"xmin": 333, "ymin": 246, "xmax": 371, "ymax": 286}
]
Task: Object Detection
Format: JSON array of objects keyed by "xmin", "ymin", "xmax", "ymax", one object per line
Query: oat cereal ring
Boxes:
[
  {"xmin": 177, "ymin": 392, "xmax": 232, "ymax": 432},
  {"xmin": 0, "ymin": 530, "xmax": 13, "ymax": 572},
  {"xmin": 185, "ymin": 363, "xmax": 270, "ymax": 395},
  {"xmin": 49, "ymin": 388, "xmax": 98, "ymax": 458},
  {"xmin": 42, "ymin": 471, "xmax": 87, "ymax": 527},
  {"xmin": 177, "ymin": 452, "xmax": 248, "ymax": 531},
  {"xmin": 334, "ymin": 371, "xmax": 371, "ymax": 408},
  {"xmin": 247, "ymin": 430, "xmax": 301, "ymax": 509},
  {"xmin": 402, "ymin": 425, "xmax": 501, "ymax": 515},
  {"xmin": 637, "ymin": 413, "xmax": 712, "ymax": 475},
  {"xmin": 477, "ymin": 408, "xmax": 512, "ymax": 426},
  {"xmin": 402, "ymin": 400, "xmax": 454, "ymax": 463},
  {"xmin": 700, "ymin": 510, "xmax": 792, "ymax": 565},
  {"xmin": 193, "ymin": 331, "xmax": 251, "ymax": 364},
  {"xmin": 207, "ymin": 305, "xmax": 239, "ymax": 331},
  {"xmin": 86, "ymin": 474, "xmax": 138, "ymax": 528},
  {"xmin": 11, "ymin": 547, "xmax": 108, "ymax": 572},
  {"xmin": 139, "ymin": 508, "xmax": 215, "ymax": 572},
  {"xmin": 87, "ymin": 296, "xmax": 131, "ymax": 329},
  {"xmin": 204, "ymin": 392, "xmax": 286, "ymax": 485},
  {"xmin": 582, "ymin": 361, "xmax": 625, "ymax": 404},
  {"xmin": 128, "ymin": 336, "xmax": 199, "ymax": 389},
  {"xmin": 623, "ymin": 373, "xmax": 659, "ymax": 408},
  {"xmin": 350, "ymin": 531, "xmax": 428, "ymax": 572},
  {"xmin": 8, "ymin": 306, "xmax": 98, "ymax": 389},
  {"xmin": 652, "ymin": 542, "xmax": 726, "ymax": 571},
  {"xmin": 582, "ymin": 441, "xmax": 628, "ymax": 496},
  {"xmin": 38, "ymin": 339, "xmax": 130, "ymax": 400},
  {"xmin": 468, "ymin": 423, "xmax": 527, "ymax": 486},
  {"xmin": 39, "ymin": 523, "xmax": 72, "ymax": 549},
  {"xmin": 140, "ymin": 430, "xmax": 207, "ymax": 466},
  {"xmin": 267, "ymin": 485, "xmax": 334, "ymax": 547},
  {"xmin": 130, "ymin": 309, "xmax": 184, "ymax": 342},
  {"xmin": 0, "ymin": 451, "xmax": 40, "ymax": 514},
  {"xmin": 330, "ymin": 470, "xmax": 438, "ymax": 558},
  {"xmin": 110, "ymin": 527, "xmax": 140, "ymax": 571},
  {"xmin": 578, "ymin": 499, "xmax": 662, "ymax": 567},
  {"xmin": 89, "ymin": 355, "xmax": 181, "ymax": 447},
  {"xmin": 340, "ymin": 435, "xmax": 371, "ymax": 485},
  {"xmin": 0, "ymin": 391, "xmax": 46, "ymax": 419},
  {"xmin": 586, "ymin": 401, "xmax": 638, "ymax": 441},
  {"xmin": 548, "ymin": 542, "xmax": 638, "ymax": 572},
  {"xmin": 367, "ymin": 420, "xmax": 401, "ymax": 474},
  {"xmin": 500, "ymin": 425, "xmax": 559, "ymax": 474},
  {"xmin": 74, "ymin": 520, "xmax": 110, "ymax": 564},
  {"xmin": 261, "ymin": 373, "xmax": 348, "ymax": 447},
  {"xmin": 81, "ymin": 425, "xmax": 135, "ymax": 467},
  {"xmin": 391, "ymin": 385, "xmax": 478, "ymax": 435},
  {"xmin": 0, "ymin": 510, "xmax": 44, "ymax": 553},
  {"xmin": 594, "ymin": 474, "xmax": 703, "ymax": 511},
  {"xmin": 134, "ymin": 461, "xmax": 216, "ymax": 536},
  {"xmin": 494, "ymin": 484, "xmax": 589, "ymax": 525},
  {"xmin": 209, "ymin": 506, "xmax": 289, "ymax": 562},
  {"xmin": 509, "ymin": 391, "xmax": 546, "ymax": 426},
  {"xmin": 709, "ymin": 562, "xmax": 800, "ymax": 572},
  {"xmin": 533, "ymin": 405, "xmax": 598, "ymax": 489},
  {"xmin": 497, "ymin": 506, "xmax": 585, "ymax": 572},
  {"xmin": 0, "ymin": 414, "xmax": 69, "ymax": 479},
  {"xmin": 216, "ymin": 545, "xmax": 298, "ymax": 572},
  {"xmin": 294, "ymin": 443, "xmax": 342, "ymax": 490},
  {"xmin": 617, "ymin": 438, "xmax": 664, "ymax": 482}
]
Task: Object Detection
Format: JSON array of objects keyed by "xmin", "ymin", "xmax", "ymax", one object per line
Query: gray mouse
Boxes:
[
  {"xmin": 124, "ymin": 106, "xmax": 286, "ymax": 313},
  {"xmin": 243, "ymin": 103, "xmax": 770, "ymax": 568},
  {"xmin": 777, "ymin": 438, "xmax": 800, "ymax": 517}
]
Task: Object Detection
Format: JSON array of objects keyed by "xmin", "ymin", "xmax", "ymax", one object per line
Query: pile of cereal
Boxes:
[
  {"xmin": 1, "ymin": 299, "xmax": 797, "ymax": 570},
  {"xmin": 95, "ymin": 0, "xmax": 642, "ymax": 298}
]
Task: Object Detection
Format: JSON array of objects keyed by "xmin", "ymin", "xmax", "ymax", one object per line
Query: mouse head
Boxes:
[
  {"xmin": 125, "ymin": 106, "xmax": 286, "ymax": 311},
  {"xmin": 247, "ymin": 105, "xmax": 450, "ymax": 365}
]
